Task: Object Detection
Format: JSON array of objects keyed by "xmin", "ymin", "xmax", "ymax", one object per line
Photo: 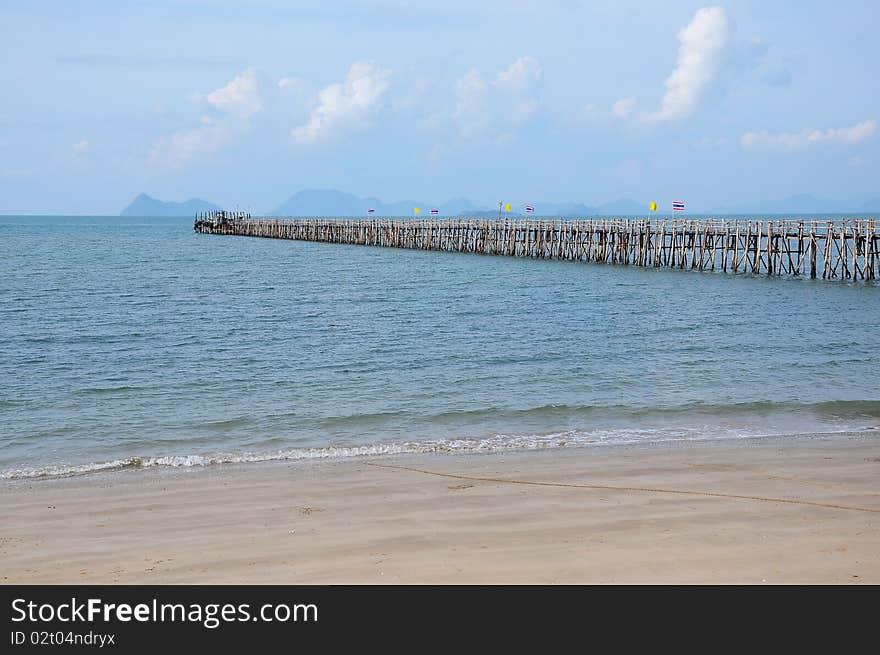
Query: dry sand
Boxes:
[{"xmin": 2, "ymin": 435, "xmax": 879, "ymax": 584}]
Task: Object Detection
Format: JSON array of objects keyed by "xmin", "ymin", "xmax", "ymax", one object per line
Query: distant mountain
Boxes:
[
  {"xmin": 521, "ymin": 199, "xmax": 645, "ymax": 216},
  {"xmin": 718, "ymin": 194, "xmax": 860, "ymax": 214},
  {"xmin": 271, "ymin": 188, "xmax": 467, "ymax": 217},
  {"xmin": 120, "ymin": 189, "xmax": 874, "ymax": 218},
  {"xmin": 594, "ymin": 198, "xmax": 644, "ymax": 214},
  {"xmin": 269, "ymin": 190, "xmax": 659, "ymax": 218},
  {"xmin": 120, "ymin": 193, "xmax": 219, "ymax": 217},
  {"xmin": 764, "ymin": 194, "xmax": 842, "ymax": 213},
  {"xmin": 464, "ymin": 210, "xmax": 523, "ymax": 218},
  {"xmin": 272, "ymin": 189, "xmax": 372, "ymax": 216},
  {"xmin": 532, "ymin": 201, "xmax": 595, "ymax": 217},
  {"xmin": 443, "ymin": 196, "xmax": 478, "ymax": 215}
]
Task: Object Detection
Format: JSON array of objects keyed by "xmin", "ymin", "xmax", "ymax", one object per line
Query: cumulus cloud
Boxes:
[
  {"xmin": 451, "ymin": 56, "xmax": 543, "ymax": 138},
  {"xmin": 291, "ymin": 61, "xmax": 391, "ymax": 143},
  {"xmin": 492, "ymin": 56, "xmax": 542, "ymax": 126},
  {"xmin": 741, "ymin": 120, "xmax": 876, "ymax": 150},
  {"xmin": 493, "ymin": 56, "xmax": 541, "ymax": 94},
  {"xmin": 150, "ymin": 69, "xmax": 262, "ymax": 167},
  {"xmin": 150, "ymin": 120, "xmax": 231, "ymax": 166},
  {"xmin": 646, "ymin": 7, "xmax": 729, "ymax": 122},
  {"xmin": 453, "ymin": 68, "xmax": 489, "ymax": 137},
  {"xmin": 206, "ymin": 68, "xmax": 262, "ymax": 118},
  {"xmin": 277, "ymin": 77, "xmax": 304, "ymax": 92},
  {"xmin": 612, "ymin": 97, "xmax": 636, "ymax": 118}
]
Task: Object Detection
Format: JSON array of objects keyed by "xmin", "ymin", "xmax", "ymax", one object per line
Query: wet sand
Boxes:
[{"xmin": 2, "ymin": 435, "xmax": 879, "ymax": 583}]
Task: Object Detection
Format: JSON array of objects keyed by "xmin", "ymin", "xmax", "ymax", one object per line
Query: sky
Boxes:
[{"xmin": 1, "ymin": 0, "xmax": 878, "ymax": 214}]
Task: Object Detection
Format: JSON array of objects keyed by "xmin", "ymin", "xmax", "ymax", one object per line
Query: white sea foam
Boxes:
[{"xmin": 2, "ymin": 425, "xmax": 874, "ymax": 481}]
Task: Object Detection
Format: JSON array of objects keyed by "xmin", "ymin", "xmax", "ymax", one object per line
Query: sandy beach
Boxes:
[{"xmin": 2, "ymin": 434, "xmax": 879, "ymax": 584}]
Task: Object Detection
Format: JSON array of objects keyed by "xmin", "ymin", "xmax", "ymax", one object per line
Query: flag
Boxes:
[
  {"xmin": 504, "ymin": 203, "xmax": 511, "ymax": 212},
  {"xmin": 672, "ymin": 201, "xmax": 685, "ymax": 211},
  {"xmin": 649, "ymin": 202, "xmax": 657, "ymax": 212},
  {"xmin": 414, "ymin": 207, "xmax": 420, "ymax": 214},
  {"xmin": 430, "ymin": 208, "xmax": 439, "ymax": 215},
  {"xmin": 525, "ymin": 205, "xmax": 535, "ymax": 214},
  {"xmin": 367, "ymin": 208, "xmax": 375, "ymax": 214}
]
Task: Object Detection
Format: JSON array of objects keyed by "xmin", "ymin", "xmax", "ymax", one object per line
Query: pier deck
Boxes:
[{"xmin": 194, "ymin": 214, "xmax": 878, "ymax": 281}]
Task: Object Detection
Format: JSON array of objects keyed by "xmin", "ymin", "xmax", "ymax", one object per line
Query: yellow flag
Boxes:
[
  {"xmin": 504, "ymin": 203, "xmax": 511, "ymax": 212},
  {"xmin": 649, "ymin": 202, "xmax": 658, "ymax": 212},
  {"xmin": 414, "ymin": 207, "xmax": 420, "ymax": 214}
]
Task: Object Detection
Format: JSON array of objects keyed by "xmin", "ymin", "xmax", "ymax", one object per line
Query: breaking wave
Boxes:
[{"xmin": 3, "ymin": 423, "xmax": 876, "ymax": 481}]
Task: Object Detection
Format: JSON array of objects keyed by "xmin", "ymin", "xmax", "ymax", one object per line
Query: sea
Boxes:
[{"xmin": 1, "ymin": 215, "xmax": 878, "ymax": 479}]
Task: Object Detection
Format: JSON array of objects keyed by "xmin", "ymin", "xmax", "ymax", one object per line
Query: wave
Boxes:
[
  {"xmin": 3, "ymin": 424, "xmax": 876, "ymax": 481},
  {"xmin": 76, "ymin": 385, "xmax": 147, "ymax": 396},
  {"xmin": 315, "ymin": 399, "xmax": 880, "ymax": 429},
  {"xmin": 808, "ymin": 400, "xmax": 880, "ymax": 418},
  {"xmin": 495, "ymin": 399, "xmax": 880, "ymax": 421}
]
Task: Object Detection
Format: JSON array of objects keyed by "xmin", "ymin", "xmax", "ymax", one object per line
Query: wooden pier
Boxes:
[{"xmin": 194, "ymin": 212, "xmax": 879, "ymax": 282}]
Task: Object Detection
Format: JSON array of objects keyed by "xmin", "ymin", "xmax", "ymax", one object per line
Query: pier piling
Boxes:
[{"xmin": 193, "ymin": 212, "xmax": 879, "ymax": 283}]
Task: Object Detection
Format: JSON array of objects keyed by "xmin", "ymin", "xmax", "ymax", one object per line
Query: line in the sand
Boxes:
[{"xmin": 366, "ymin": 463, "xmax": 880, "ymax": 514}]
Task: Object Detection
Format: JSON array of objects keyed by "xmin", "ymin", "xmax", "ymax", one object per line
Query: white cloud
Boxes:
[
  {"xmin": 493, "ymin": 56, "xmax": 542, "ymax": 94},
  {"xmin": 277, "ymin": 77, "xmax": 304, "ymax": 92},
  {"xmin": 451, "ymin": 56, "xmax": 542, "ymax": 137},
  {"xmin": 741, "ymin": 120, "xmax": 876, "ymax": 150},
  {"xmin": 646, "ymin": 7, "xmax": 729, "ymax": 122},
  {"xmin": 453, "ymin": 68, "xmax": 489, "ymax": 137},
  {"xmin": 612, "ymin": 97, "xmax": 636, "ymax": 118},
  {"xmin": 149, "ymin": 122, "xmax": 232, "ymax": 168},
  {"xmin": 492, "ymin": 56, "xmax": 542, "ymax": 126},
  {"xmin": 72, "ymin": 140, "xmax": 89, "ymax": 155},
  {"xmin": 207, "ymin": 68, "xmax": 262, "ymax": 118},
  {"xmin": 291, "ymin": 61, "xmax": 391, "ymax": 143},
  {"xmin": 507, "ymin": 98, "xmax": 538, "ymax": 125},
  {"xmin": 150, "ymin": 67, "xmax": 263, "ymax": 168}
]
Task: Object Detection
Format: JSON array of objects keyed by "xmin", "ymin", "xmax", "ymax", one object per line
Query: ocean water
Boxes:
[{"xmin": 1, "ymin": 215, "xmax": 879, "ymax": 479}]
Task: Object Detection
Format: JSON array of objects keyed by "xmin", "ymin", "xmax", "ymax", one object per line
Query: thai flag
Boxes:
[
  {"xmin": 430, "ymin": 208, "xmax": 439, "ymax": 214},
  {"xmin": 367, "ymin": 208, "xmax": 375, "ymax": 214},
  {"xmin": 672, "ymin": 201, "xmax": 685, "ymax": 211},
  {"xmin": 525, "ymin": 205, "xmax": 535, "ymax": 214}
]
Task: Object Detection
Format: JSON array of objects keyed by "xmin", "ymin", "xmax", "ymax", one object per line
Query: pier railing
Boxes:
[{"xmin": 194, "ymin": 215, "xmax": 878, "ymax": 281}]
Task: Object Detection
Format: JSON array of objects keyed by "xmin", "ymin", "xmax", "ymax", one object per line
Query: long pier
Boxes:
[{"xmin": 194, "ymin": 213, "xmax": 878, "ymax": 282}]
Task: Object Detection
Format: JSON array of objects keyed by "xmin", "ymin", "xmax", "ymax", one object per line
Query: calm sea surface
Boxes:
[{"xmin": 1, "ymin": 215, "xmax": 878, "ymax": 478}]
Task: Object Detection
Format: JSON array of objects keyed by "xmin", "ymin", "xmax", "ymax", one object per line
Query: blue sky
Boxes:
[{"xmin": 1, "ymin": 0, "xmax": 878, "ymax": 213}]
